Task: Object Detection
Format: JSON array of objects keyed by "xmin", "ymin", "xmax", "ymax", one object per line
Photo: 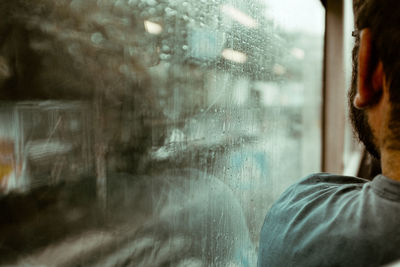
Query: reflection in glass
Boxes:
[{"xmin": 0, "ymin": 0, "xmax": 324, "ymax": 265}]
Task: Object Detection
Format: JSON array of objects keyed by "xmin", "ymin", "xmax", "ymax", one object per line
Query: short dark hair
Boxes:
[{"xmin": 354, "ymin": 0, "xmax": 400, "ymax": 146}]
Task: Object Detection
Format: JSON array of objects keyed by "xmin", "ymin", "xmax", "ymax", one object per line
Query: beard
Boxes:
[{"xmin": 348, "ymin": 47, "xmax": 381, "ymax": 159}]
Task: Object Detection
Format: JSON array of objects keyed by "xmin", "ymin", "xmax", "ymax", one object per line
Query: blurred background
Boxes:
[{"xmin": 0, "ymin": 0, "xmax": 364, "ymax": 266}]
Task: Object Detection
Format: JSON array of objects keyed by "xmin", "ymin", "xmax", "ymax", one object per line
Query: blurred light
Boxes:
[
  {"xmin": 221, "ymin": 4, "xmax": 258, "ymax": 29},
  {"xmin": 222, "ymin": 49, "xmax": 247, "ymax": 63},
  {"xmin": 273, "ymin": 64, "xmax": 286, "ymax": 75},
  {"xmin": 144, "ymin": 20, "xmax": 163, "ymax": 35},
  {"xmin": 291, "ymin": 48, "xmax": 305, "ymax": 60}
]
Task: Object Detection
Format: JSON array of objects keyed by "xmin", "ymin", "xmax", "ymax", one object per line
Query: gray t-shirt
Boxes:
[{"xmin": 258, "ymin": 173, "xmax": 400, "ymax": 267}]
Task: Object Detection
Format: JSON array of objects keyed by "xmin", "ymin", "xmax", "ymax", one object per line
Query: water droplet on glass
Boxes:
[
  {"xmin": 114, "ymin": 0, "xmax": 125, "ymax": 8},
  {"xmin": 141, "ymin": 11, "xmax": 149, "ymax": 17},
  {"xmin": 160, "ymin": 53, "xmax": 171, "ymax": 61},
  {"xmin": 68, "ymin": 43, "xmax": 80, "ymax": 56},
  {"xmin": 161, "ymin": 45, "xmax": 170, "ymax": 53},
  {"xmin": 128, "ymin": 46, "xmax": 135, "ymax": 56},
  {"xmin": 146, "ymin": 0, "xmax": 157, "ymax": 6},
  {"xmin": 91, "ymin": 32, "xmax": 104, "ymax": 44}
]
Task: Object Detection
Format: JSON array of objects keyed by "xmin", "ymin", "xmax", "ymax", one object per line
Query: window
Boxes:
[{"xmin": 0, "ymin": 0, "xmax": 325, "ymax": 265}]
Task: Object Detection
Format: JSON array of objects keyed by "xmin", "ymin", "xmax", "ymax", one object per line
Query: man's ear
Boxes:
[{"xmin": 354, "ymin": 29, "xmax": 384, "ymax": 109}]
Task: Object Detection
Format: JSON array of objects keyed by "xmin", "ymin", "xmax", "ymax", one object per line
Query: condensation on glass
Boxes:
[{"xmin": 0, "ymin": 0, "xmax": 324, "ymax": 265}]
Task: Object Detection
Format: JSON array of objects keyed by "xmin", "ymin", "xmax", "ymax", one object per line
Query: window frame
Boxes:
[{"xmin": 322, "ymin": 0, "xmax": 364, "ymax": 175}]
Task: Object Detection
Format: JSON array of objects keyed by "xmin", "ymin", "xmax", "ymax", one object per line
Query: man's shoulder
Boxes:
[
  {"xmin": 258, "ymin": 174, "xmax": 389, "ymax": 267},
  {"xmin": 263, "ymin": 173, "xmax": 372, "ymax": 234},
  {"xmin": 275, "ymin": 173, "xmax": 369, "ymax": 206},
  {"xmin": 295, "ymin": 172, "xmax": 369, "ymax": 187}
]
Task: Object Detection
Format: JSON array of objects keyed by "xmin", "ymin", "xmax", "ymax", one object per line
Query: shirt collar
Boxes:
[{"xmin": 371, "ymin": 174, "xmax": 400, "ymax": 200}]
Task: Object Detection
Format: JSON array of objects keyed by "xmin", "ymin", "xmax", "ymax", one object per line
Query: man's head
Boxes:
[{"xmin": 349, "ymin": 0, "xmax": 400, "ymax": 160}]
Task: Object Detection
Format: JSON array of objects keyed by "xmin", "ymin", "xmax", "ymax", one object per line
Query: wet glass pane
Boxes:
[{"xmin": 0, "ymin": 0, "xmax": 324, "ymax": 265}]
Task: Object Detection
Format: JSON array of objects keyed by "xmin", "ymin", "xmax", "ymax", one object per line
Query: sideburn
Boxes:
[{"xmin": 348, "ymin": 40, "xmax": 381, "ymax": 159}]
